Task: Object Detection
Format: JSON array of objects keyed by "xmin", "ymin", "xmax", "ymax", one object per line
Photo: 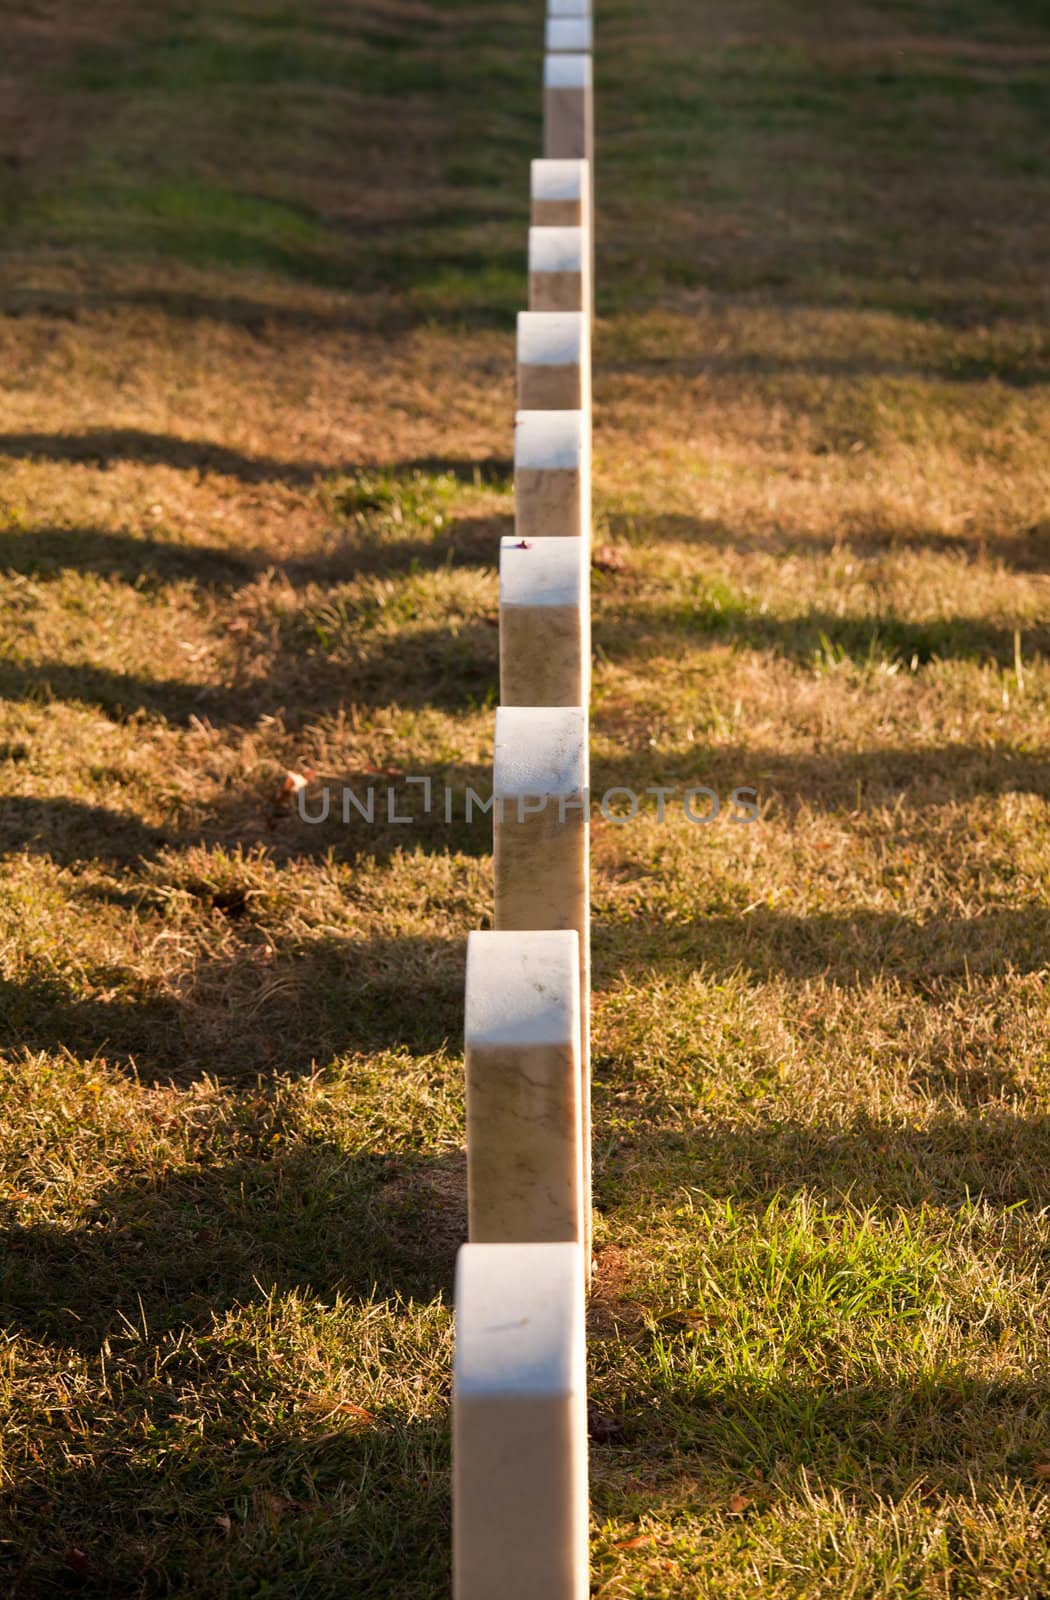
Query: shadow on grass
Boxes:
[
  {"xmin": 0, "ymin": 428, "xmax": 326, "ymax": 486},
  {"xmin": 2, "ymin": 1408, "xmax": 451, "ymax": 1600},
  {"xmin": 1, "ymin": 1141, "xmax": 465, "ymax": 1347},
  {"xmin": 588, "ymin": 740, "xmax": 1050, "ymax": 813},
  {"xmin": 0, "ymin": 524, "xmax": 262, "ymax": 588},
  {"xmin": 595, "ymin": 1108, "xmax": 1050, "ymax": 1215},
  {"xmin": 1, "ymin": 739, "xmax": 1046, "ymax": 874},
  {"xmin": 594, "ymin": 905, "xmax": 1050, "ymax": 991},
  {"xmin": 604, "ymin": 511, "xmax": 1050, "ymax": 573},
  {"xmin": 346, "ymin": 510, "xmax": 513, "ymax": 573},
  {"xmin": 598, "ymin": 597, "xmax": 1050, "ymax": 670},
  {"xmin": 0, "ymin": 619, "xmax": 499, "ymax": 724},
  {"xmin": 0, "ymin": 429, "xmax": 513, "ymax": 491},
  {"xmin": 599, "ymin": 345, "xmax": 1050, "ymax": 390},
  {"xmin": 0, "ymin": 777, "xmax": 497, "ymax": 871},
  {"xmin": 1, "ymin": 1142, "xmax": 459, "ymax": 1594},
  {"xmin": 0, "ymin": 611, "xmax": 1042, "ymax": 740},
  {"xmin": 0, "ymin": 510, "xmax": 510, "ymax": 593},
  {"xmin": 589, "ymin": 1365, "xmax": 1050, "ymax": 1504},
  {"xmin": 0, "ymin": 932, "xmax": 465, "ymax": 1083}
]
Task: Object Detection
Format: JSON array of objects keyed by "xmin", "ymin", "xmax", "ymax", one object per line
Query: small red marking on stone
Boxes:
[{"xmin": 515, "ymin": 539, "xmax": 532, "ymax": 548}]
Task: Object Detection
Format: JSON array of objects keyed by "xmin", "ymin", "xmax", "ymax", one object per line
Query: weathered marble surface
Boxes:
[
  {"xmin": 514, "ymin": 409, "xmax": 590, "ymax": 542},
  {"xmin": 517, "ymin": 310, "xmax": 589, "ymax": 411},
  {"xmin": 529, "ymin": 225, "xmax": 589, "ymax": 316},
  {"xmin": 543, "ymin": 55, "xmax": 594, "ymax": 308},
  {"xmin": 546, "ymin": 16, "xmax": 592, "ymax": 52},
  {"xmin": 543, "ymin": 53, "xmax": 593, "ymax": 165},
  {"xmin": 500, "ymin": 534, "xmax": 589, "ymax": 707},
  {"xmin": 464, "ymin": 930, "xmax": 582, "ymax": 1246},
  {"xmin": 493, "ymin": 706, "xmax": 591, "ymax": 1262},
  {"xmin": 530, "ymin": 157, "xmax": 589, "ymax": 229},
  {"xmin": 453, "ymin": 1240, "xmax": 588, "ymax": 1599}
]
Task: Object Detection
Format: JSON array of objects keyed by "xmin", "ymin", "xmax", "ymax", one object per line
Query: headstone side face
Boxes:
[
  {"xmin": 530, "ymin": 158, "xmax": 589, "ymax": 229},
  {"xmin": 514, "ymin": 410, "xmax": 591, "ymax": 543},
  {"xmin": 500, "ymin": 534, "xmax": 589, "ymax": 707},
  {"xmin": 528, "ymin": 226, "xmax": 589, "ymax": 316},
  {"xmin": 518, "ymin": 361, "xmax": 581, "ymax": 410},
  {"xmin": 464, "ymin": 929, "xmax": 583, "ymax": 1245},
  {"xmin": 492, "ymin": 705, "xmax": 589, "ymax": 939},
  {"xmin": 517, "ymin": 310, "xmax": 589, "ymax": 412},
  {"xmin": 543, "ymin": 54, "xmax": 593, "ymax": 164},
  {"xmin": 542, "ymin": 57, "xmax": 595, "ymax": 307},
  {"xmin": 546, "ymin": 16, "xmax": 593, "ymax": 51},
  {"xmin": 492, "ymin": 706, "xmax": 591, "ymax": 1264},
  {"xmin": 453, "ymin": 1241, "xmax": 588, "ymax": 1600}
]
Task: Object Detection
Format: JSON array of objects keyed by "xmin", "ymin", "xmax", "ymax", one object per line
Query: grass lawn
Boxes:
[{"xmin": 1, "ymin": 0, "xmax": 1049, "ymax": 1593}]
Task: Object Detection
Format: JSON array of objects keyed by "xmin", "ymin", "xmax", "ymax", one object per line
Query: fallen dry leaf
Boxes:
[
  {"xmin": 268, "ymin": 766, "xmax": 318, "ymax": 823},
  {"xmin": 301, "ymin": 1395, "xmax": 375, "ymax": 1424},
  {"xmin": 728, "ymin": 1492, "xmax": 753, "ymax": 1514},
  {"xmin": 280, "ymin": 768, "xmax": 312, "ymax": 796},
  {"xmin": 592, "ymin": 544, "xmax": 630, "ymax": 573},
  {"xmin": 614, "ymin": 1533, "xmax": 651, "ymax": 1550},
  {"xmin": 332, "ymin": 1401, "xmax": 375, "ymax": 1424},
  {"xmin": 63, "ymin": 1548, "xmax": 93, "ymax": 1580}
]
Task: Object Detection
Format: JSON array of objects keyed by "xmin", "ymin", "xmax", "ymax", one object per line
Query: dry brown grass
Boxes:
[{"xmin": 0, "ymin": 0, "xmax": 1048, "ymax": 1594}]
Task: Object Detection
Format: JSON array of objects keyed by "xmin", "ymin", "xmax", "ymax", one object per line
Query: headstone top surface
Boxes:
[
  {"xmin": 500, "ymin": 534, "xmax": 583, "ymax": 609},
  {"xmin": 529, "ymin": 226, "xmax": 585, "ymax": 274},
  {"xmin": 515, "ymin": 410, "xmax": 586, "ymax": 471},
  {"xmin": 465, "ymin": 929, "xmax": 580, "ymax": 1049},
  {"xmin": 531, "ymin": 158, "xmax": 587, "ymax": 202},
  {"xmin": 493, "ymin": 705, "xmax": 588, "ymax": 799},
  {"xmin": 544, "ymin": 53, "xmax": 592, "ymax": 89},
  {"xmin": 454, "ymin": 1241, "xmax": 585, "ymax": 1397},
  {"xmin": 517, "ymin": 311, "xmax": 586, "ymax": 368},
  {"xmin": 546, "ymin": 17, "xmax": 593, "ymax": 51}
]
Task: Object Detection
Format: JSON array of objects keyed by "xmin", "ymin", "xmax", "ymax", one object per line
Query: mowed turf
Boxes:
[{"xmin": 1, "ymin": 0, "xmax": 1049, "ymax": 1594}]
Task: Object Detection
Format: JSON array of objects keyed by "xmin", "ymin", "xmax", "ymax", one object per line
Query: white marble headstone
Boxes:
[
  {"xmin": 499, "ymin": 534, "xmax": 589, "ymax": 707},
  {"xmin": 530, "ymin": 158, "xmax": 589, "ymax": 230},
  {"xmin": 543, "ymin": 53, "xmax": 593, "ymax": 165},
  {"xmin": 514, "ymin": 409, "xmax": 590, "ymax": 543},
  {"xmin": 529, "ymin": 225, "xmax": 589, "ymax": 316},
  {"xmin": 453, "ymin": 1240, "xmax": 588, "ymax": 1598},
  {"xmin": 464, "ymin": 930, "xmax": 583, "ymax": 1245},
  {"xmin": 546, "ymin": 16, "xmax": 592, "ymax": 52},
  {"xmin": 517, "ymin": 310, "xmax": 589, "ymax": 411},
  {"xmin": 493, "ymin": 706, "xmax": 591, "ymax": 1263}
]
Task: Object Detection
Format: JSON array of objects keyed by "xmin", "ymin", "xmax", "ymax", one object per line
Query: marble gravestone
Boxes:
[
  {"xmin": 517, "ymin": 310, "xmax": 589, "ymax": 412},
  {"xmin": 453, "ymin": 1240, "xmax": 589, "ymax": 1599},
  {"xmin": 464, "ymin": 930, "xmax": 583, "ymax": 1246},
  {"xmin": 499, "ymin": 534, "xmax": 589, "ymax": 708},
  {"xmin": 530, "ymin": 157, "xmax": 590, "ymax": 231},
  {"xmin": 543, "ymin": 54, "xmax": 593, "ymax": 167},
  {"xmin": 543, "ymin": 55, "xmax": 594, "ymax": 311},
  {"xmin": 546, "ymin": 16, "xmax": 592, "ymax": 53},
  {"xmin": 514, "ymin": 410, "xmax": 591, "ymax": 543},
  {"xmin": 492, "ymin": 706, "xmax": 591, "ymax": 1262},
  {"xmin": 547, "ymin": 0, "xmax": 590, "ymax": 16},
  {"xmin": 529, "ymin": 226, "xmax": 589, "ymax": 316}
]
